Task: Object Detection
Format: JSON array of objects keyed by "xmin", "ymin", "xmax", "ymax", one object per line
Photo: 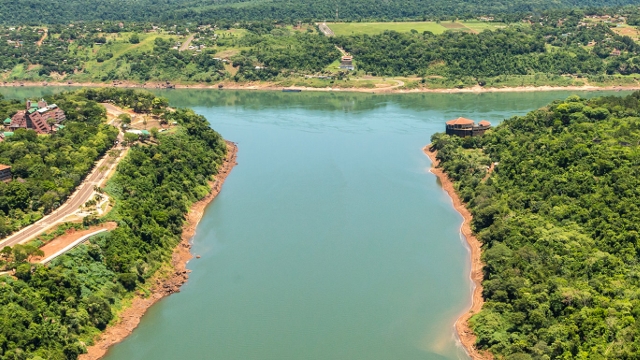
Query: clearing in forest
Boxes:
[{"xmin": 325, "ymin": 21, "xmax": 507, "ymax": 36}]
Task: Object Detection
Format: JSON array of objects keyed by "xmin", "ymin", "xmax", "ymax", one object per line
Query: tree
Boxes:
[
  {"xmin": 117, "ymin": 113, "xmax": 132, "ymax": 127},
  {"xmin": 124, "ymin": 132, "xmax": 139, "ymax": 144},
  {"xmin": 129, "ymin": 33, "xmax": 140, "ymax": 44}
]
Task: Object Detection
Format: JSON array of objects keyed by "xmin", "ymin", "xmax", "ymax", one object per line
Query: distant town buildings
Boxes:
[
  {"xmin": 445, "ymin": 117, "xmax": 491, "ymax": 137},
  {"xmin": 9, "ymin": 99, "xmax": 66, "ymax": 134},
  {"xmin": 340, "ymin": 55, "xmax": 354, "ymax": 70},
  {"xmin": 0, "ymin": 164, "xmax": 11, "ymax": 182}
]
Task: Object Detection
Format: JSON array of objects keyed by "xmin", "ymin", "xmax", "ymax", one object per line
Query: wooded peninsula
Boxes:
[{"xmin": 430, "ymin": 91, "xmax": 640, "ymax": 359}]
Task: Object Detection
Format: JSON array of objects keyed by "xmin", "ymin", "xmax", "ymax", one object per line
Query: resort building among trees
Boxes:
[
  {"xmin": 9, "ymin": 99, "xmax": 66, "ymax": 134},
  {"xmin": 0, "ymin": 164, "xmax": 11, "ymax": 182},
  {"xmin": 445, "ymin": 117, "xmax": 491, "ymax": 137}
]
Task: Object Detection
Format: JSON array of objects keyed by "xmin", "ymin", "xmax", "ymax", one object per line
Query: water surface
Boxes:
[{"xmin": 1, "ymin": 88, "xmax": 631, "ymax": 360}]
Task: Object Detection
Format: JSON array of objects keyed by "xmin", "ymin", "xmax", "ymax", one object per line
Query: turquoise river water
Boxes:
[{"xmin": 0, "ymin": 88, "xmax": 631, "ymax": 360}]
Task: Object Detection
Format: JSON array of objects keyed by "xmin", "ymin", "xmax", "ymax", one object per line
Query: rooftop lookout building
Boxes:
[
  {"xmin": 339, "ymin": 56, "xmax": 354, "ymax": 70},
  {"xmin": 445, "ymin": 117, "xmax": 491, "ymax": 137}
]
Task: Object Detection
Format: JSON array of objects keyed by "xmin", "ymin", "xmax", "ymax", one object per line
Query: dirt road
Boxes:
[
  {"xmin": 179, "ymin": 34, "xmax": 195, "ymax": 51},
  {"xmin": 36, "ymin": 29, "xmax": 47, "ymax": 46},
  {"xmin": 318, "ymin": 23, "xmax": 335, "ymax": 36}
]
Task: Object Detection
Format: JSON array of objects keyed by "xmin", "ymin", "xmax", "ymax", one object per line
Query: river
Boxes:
[{"xmin": 0, "ymin": 88, "xmax": 631, "ymax": 360}]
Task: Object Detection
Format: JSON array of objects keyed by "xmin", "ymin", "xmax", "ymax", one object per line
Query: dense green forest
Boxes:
[
  {"xmin": 0, "ymin": 94, "xmax": 118, "ymax": 237},
  {"xmin": 0, "ymin": 0, "xmax": 639, "ymax": 24},
  {"xmin": 0, "ymin": 88, "xmax": 227, "ymax": 359},
  {"xmin": 431, "ymin": 91, "xmax": 640, "ymax": 358}
]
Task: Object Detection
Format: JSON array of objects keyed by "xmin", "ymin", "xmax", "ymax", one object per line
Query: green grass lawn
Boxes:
[
  {"xmin": 325, "ymin": 21, "xmax": 510, "ymax": 36},
  {"xmin": 326, "ymin": 22, "xmax": 449, "ymax": 36},
  {"xmin": 461, "ymin": 21, "xmax": 509, "ymax": 33}
]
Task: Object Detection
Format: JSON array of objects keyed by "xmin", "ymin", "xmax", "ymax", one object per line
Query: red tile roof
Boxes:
[
  {"xmin": 446, "ymin": 117, "xmax": 475, "ymax": 125},
  {"xmin": 479, "ymin": 120, "xmax": 491, "ymax": 126},
  {"xmin": 0, "ymin": 164, "xmax": 10, "ymax": 171}
]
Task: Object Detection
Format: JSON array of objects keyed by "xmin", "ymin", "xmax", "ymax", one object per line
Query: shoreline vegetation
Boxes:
[
  {"xmin": 423, "ymin": 145, "xmax": 491, "ymax": 360},
  {"xmin": 80, "ymin": 140, "xmax": 238, "ymax": 360},
  {"xmin": 3, "ymin": 81, "xmax": 640, "ymax": 94}
]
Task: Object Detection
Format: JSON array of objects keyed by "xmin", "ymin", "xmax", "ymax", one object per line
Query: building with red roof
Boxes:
[
  {"xmin": 9, "ymin": 99, "xmax": 66, "ymax": 134},
  {"xmin": 445, "ymin": 118, "xmax": 491, "ymax": 137}
]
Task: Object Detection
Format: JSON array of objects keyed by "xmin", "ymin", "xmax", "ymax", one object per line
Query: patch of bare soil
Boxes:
[{"xmin": 32, "ymin": 222, "xmax": 118, "ymax": 261}]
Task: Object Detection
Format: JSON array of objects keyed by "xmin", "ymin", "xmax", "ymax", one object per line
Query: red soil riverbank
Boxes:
[
  {"xmin": 79, "ymin": 141, "xmax": 238, "ymax": 360},
  {"xmin": 423, "ymin": 145, "xmax": 493, "ymax": 360}
]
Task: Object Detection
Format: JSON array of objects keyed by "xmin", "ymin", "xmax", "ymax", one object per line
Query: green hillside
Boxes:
[{"xmin": 431, "ymin": 91, "xmax": 640, "ymax": 358}]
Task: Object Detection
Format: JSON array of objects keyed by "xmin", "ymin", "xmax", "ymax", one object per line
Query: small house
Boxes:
[{"xmin": 339, "ymin": 56, "xmax": 354, "ymax": 70}]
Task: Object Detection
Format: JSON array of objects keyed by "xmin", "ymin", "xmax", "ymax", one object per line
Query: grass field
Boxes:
[
  {"xmin": 612, "ymin": 24, "xmax": 640, "ymax": 41},
  {"xmin": 325, "ymin": 21, "xmax": 508, "ymax": 36},
  {"xmin": 73, "ymin": 32, "xmax": 181, "ymax": 80}
]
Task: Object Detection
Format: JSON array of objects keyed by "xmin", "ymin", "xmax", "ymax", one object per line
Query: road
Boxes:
[
  {"xmin": 179, "ymin": 34, "xmax": 195, "ymax": 51},
  {"xmin": 36, "ymin": 29, "xmax": 47, "ymax": 46},
  {"xmin": 0, "ymin": 104, "xmax": 126, "ymax": 248},
  {"xmin": 318, "ymin": 23, "xmax": 335, "ymax": 37}
]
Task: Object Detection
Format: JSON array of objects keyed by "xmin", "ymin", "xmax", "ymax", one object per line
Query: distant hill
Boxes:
[{"xmin": 1, "ymin": 0, "xmax": 638, "ymax": 24}]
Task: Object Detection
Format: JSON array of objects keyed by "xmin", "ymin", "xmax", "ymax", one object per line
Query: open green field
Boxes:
[{"xmin": 325, "ymin": 21, "xmax": 508, "ymax": 36}]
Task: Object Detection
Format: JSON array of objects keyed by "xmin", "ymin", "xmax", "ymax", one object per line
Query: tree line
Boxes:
[{"xmin": 0, "ymin": 0, "xmax": 639, "ymax": 24}]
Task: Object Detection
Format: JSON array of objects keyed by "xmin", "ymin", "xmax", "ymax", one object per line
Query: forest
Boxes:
[
  {"xmin": 333, "ymin": 11, "xmax": 640, "ymax": 78},
  {"xmin": 0, "ymin": 0, "xmax": 639, "ymax": 24},
  {"xmin": 0, "ymin": 94, "xmax": 118, "ymax": 238},
  {"xmin": 0, "ymin": 88, "xmax": 228, "ymax": 359},
  {"xmin": 431, "ymin": 91, "xmax": 640, "ymax": 358},
  {"xmin": 1, "ymin": 7, "xmax": 640, "ymax": 88}
]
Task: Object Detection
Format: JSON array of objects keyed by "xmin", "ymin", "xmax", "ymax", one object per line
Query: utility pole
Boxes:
[{"xmin": 336, "ymin": 5, "xmax": 339, "ymax": 22}]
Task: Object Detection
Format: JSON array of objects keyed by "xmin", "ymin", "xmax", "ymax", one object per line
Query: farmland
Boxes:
[{"xmin": 324, "ymin": 21, "xmax": 508, "ymax": 36}]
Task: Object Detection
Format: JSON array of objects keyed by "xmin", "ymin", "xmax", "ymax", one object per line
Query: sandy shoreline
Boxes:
[
  {"xmin": 79, "ymin": 140, "xmax": 238, "ymax": 360},
  {"xmin": 2, "ymin": 80, "xmax": 640, "ymax": 94},
  {"xmin": 423, "ymin": 145, "xmax": 492, "ymax": 360}
]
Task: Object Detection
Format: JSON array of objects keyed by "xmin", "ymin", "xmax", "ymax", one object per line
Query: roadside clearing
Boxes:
[{"xmin": 40, "ymin": 229, "xmax": 107, "ymax": 264}]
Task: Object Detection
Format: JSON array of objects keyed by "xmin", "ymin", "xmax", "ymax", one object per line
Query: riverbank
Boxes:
[
  {"xmin": 3, "ymin": 80, "xmax": 640, "ymax": 94},
  {"xmin": 79, "ymin": 141, "xmax": 238, "ymax": 360},
  {"xmin": 423, "ymin": 145, "xmax": 492, "ymax": 360}
]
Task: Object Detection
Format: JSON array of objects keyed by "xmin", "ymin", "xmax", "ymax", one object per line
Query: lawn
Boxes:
[
  {"xmin": 326, "ymin": 22, "xmax": 448, "ymax": 36},
  {"xmin": 325, "ymin": 21, "xmax": 509, "ymax": 36},
  {"xmin": 612, "ymin": 24, "xmax": 640, "ymax": 41}
]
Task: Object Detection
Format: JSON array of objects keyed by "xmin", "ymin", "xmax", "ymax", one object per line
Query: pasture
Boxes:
[{"xmin": 325, "ymin": 20, "xmax": 508, "ymax": 36}]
